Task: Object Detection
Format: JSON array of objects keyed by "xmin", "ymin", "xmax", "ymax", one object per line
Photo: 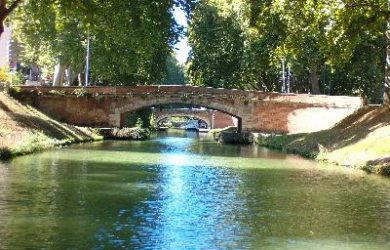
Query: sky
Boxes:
[{"xmin": 173, "ymin": 7, "xmax": 191, "ymax": 65}]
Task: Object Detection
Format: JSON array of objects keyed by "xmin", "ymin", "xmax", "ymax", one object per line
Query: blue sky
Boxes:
[{"xmin": 173, "ymin": 7, "xmax": 190, "ymax": 64}]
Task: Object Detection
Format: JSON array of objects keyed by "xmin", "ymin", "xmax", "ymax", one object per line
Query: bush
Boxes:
[
  {"xmin": 10, "ymin": 71, "xmax": 26, "ymax": 85},
  {"xmin": 109, "ymin": 127, "xmax": 149, "ymax": 140},
  {"xmin": 72, "ymin": 88, "xmax": 89, "ymax": 97},
  {"xmin": 0, "ymin": 67, "xmax": 10, "ymax": 84}
]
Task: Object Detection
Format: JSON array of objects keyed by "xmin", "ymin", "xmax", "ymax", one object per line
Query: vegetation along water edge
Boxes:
[
  {"xmin": 253, "ymin": 106, "xmax": 390, "ymax": 176},
  {"xmin": 0, "ymin": 90, "xmax": 103, "ymax": 160}
]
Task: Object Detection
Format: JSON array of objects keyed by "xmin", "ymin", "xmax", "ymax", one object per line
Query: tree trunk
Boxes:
[
  {"xmin": 384, "ymin": 0, "xmax": 390, "ymax": 104},
  {"xmin": 0, "ymin": 16, "xmax": 5, "ymax": 37},
  {"xmin": 0, "ymin": 0, "xmax": 22, "ymax": 38},
  {"xmin": 309, "ymin": 71, "xmax": 321, "ymax": 95},
  {"xmin": 65, "ymin": 68, "xmax": 76, "ymax": 86},
  {"xmin": 78, "ymin": 72, "xmax": 85, "ymax": 86},
  {"xmin": 53, "ymin": 63, "xmax": 65, "ymax": 86}
]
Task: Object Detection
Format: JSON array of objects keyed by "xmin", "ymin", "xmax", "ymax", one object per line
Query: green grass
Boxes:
[
  {"xmin": 0, "ymin": 92, "xmax": 103, "ymax": 160},
  {"xmin": 10, "ymin": 132, "xmax": 58, "ymax": 156},
  {"xmin": 257, "ymin": 106, "xmax": 390, "ymax": 176}
]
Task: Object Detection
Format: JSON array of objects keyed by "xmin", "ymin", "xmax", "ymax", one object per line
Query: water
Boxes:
[{"xmin": 0, "ymin": 131, "xmax": 389, "ymax": 249}]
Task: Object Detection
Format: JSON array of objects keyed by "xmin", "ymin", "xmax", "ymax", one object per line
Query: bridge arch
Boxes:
[
  {"xmin": 112, "ymin": 99, "xmax": 243, "ymax": 131},
  {"xmin": 156, "ymin": 115, "xmax": 210, "ymax": 129}
]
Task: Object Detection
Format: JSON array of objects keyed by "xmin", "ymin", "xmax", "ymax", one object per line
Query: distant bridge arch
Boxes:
[{"xmin": 153, "ymin": 109, "xmax": 237, "ymax": 129}]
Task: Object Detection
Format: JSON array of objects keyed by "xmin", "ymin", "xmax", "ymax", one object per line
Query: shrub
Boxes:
[
  {"xmin": 72, "ymin": 87, "xmax": 89, "ymax": 97},
  {"xmin": 11, "ymin": 71, "xmax": 26, "ymax": 85},
  {"xmin": 110, "ymin": 127, "xmax": 149, "ymax": 140},
  {"xmin": 0, "ymin": 67, "xmax": 10, "ymax": 84}
]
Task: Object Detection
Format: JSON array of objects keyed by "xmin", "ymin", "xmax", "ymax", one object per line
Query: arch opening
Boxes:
[
  {"xmin": 156, "ymin": 116, "xmax": 210, "ymax": 130},
  {"xmin": 119, "ymin": 103, "xmax": 241, "ymax": 132}
]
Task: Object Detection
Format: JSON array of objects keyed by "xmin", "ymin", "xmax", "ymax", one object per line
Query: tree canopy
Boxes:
[
  {"xmin": 0, "ymin": 0, "xmax": 22, "ymax": 37},
  {"xmin": 3, "ymin": 0, "xmax": 390, "ymax": 102},
  {"xmin": 187, "ymin": 0, "xmax": 389, "ymax": 102},
  {"xmin": 13, "ymin": 0, "xmax": 187, "ymax": 85}
]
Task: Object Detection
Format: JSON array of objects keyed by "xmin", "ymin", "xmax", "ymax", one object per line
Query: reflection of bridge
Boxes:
[
  {"xmin": 154, "ymin": 109, "xmax": 237, "ymax": 129},
  {"xmin": 15, "ymin": 85, "xmax": 363, "ymax": 134}
]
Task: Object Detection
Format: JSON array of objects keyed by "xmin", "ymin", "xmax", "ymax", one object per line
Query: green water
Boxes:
[{"xmin": 0, "ymin": 131, "xmax": 389, "ymax": 249}]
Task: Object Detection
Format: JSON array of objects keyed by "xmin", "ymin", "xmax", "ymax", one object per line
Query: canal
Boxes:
[{"xmin": 0, "ymin": 131, "xmax": 389, "ymax": 249}]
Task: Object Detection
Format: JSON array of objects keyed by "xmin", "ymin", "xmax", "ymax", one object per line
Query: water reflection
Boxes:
[{"xmin": 0, "ymin": 133, "xmax": 389, "ymax": 249}]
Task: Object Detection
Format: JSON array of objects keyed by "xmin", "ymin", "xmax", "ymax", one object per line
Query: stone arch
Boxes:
[{"xmin": 155, "ymin": 114, "xmax": 211, "ymax": 129}]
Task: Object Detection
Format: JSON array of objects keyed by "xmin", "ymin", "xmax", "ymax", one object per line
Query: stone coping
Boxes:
[{"xmin": 14, "ymin": 85, "xmax": 364, "ymax": 109}]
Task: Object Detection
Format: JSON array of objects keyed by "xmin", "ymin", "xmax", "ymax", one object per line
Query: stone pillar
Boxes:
[
  {"xmin": 211, "ymin": 112, "xmax": 215, "ymax": 129},
  {"xmin": 237, "ymin": 118, "xmax": 242, "ymax": 133}
]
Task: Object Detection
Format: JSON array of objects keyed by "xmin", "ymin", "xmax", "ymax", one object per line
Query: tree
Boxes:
[
  {"xmin": 241, "ymin": 0, "xmax": 287, "ymax": 92},
  {"xmin": 187, "ymin": 1, "xmax": 245, "ymax": 89},
  {"xmin": 13, "ymin": 0, "xmax": 183, "ymax": 85},
  {"xmin": 0, "ymin": 0, "xmax": 21, "ymax": 37},
  {"xmin": 162, "ymin": 55, "xmax": 186, "ymax": 85},
  {"xmin": 326, "ymin": 0, "xmax": 388, "ymax": 102}
]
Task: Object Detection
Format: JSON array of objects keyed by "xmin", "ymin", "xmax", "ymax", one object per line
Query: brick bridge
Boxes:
[
  {"xmin": 14, "ymin": 85, "xmax": 363, "ymax": 134},
  {"xmin": 154, "ymin": 109, "xmax": 237, "ymax": 129}
]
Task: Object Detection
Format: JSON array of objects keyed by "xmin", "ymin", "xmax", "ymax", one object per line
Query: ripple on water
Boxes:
[{"xmin": 0, "ymin": 135, "xmax": 389, "ymax": 249}]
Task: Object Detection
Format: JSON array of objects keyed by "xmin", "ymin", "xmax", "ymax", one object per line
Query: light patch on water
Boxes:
[{"xmin": 1, "ymin": 135, "xmax": 390, "ymax": 249}]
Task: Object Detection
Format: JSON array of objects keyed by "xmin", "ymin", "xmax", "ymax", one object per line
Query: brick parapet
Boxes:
[{"xmin": 16, "ymin": 85, "xmax": 363, "ymax": 109}]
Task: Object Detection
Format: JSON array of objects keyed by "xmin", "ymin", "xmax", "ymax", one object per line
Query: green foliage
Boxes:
[
  {"xmin": 123, "ymin": 108, "xmax": 154, "ymax": 129},
  {"xmin": 0, "ymin": 67, "xmax": 9, "ymax": 84},
  {"xmin": 162, "ymin": 55, "xmax": 187, "ymax": 85},
  {"xmin": 10, "ymin": 132, "xmax": 57, "ymax": 156},
  {"xmin": 72, "ymin": 88, "xmax": 88, "ymax": 98},
  {"xmin": 149, "ymin": 113, "xmax": 157, "ymax": 130},
  {"xmin": 110, "ymin": 127, "xmax": 149, "ymax": 140},
  {"xmin": 8, "ymin": 86, "xmax": 21, "ymax": 96},
  {"xmin": 49, "ymin": 90, "xmax": 66, "ymax": 96},
  {"xmin": 9, "ymin": 0, "xmax": 389, "ymax": 101},
  {"xmin": 186, "ymin": 0, "xmax": 388, "ymax": 102},
  {"xmin": 135, "ymin": 118, "xmax": 144, "ymax": 128},
  {"xmin": 188, "ymin": 2, "xmax": 245, "ymax": 89},
  {"xmin": 10, "ymin": 71, "xmax": 26, "ymax": 85},
  {"xmin": 13, "ymin": 0, "xmax": 186, "ymax": 85}
]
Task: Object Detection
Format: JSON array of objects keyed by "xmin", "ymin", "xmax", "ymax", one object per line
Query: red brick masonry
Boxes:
[{"xmin": 15, "ymin": 85, "xmax": 363, "ymax": 134}]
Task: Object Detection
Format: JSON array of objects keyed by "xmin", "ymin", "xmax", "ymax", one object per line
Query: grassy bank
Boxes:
[
  {"xmin": 257, "ymin": 106, "xmax": 390, "ymax": 176},
  {"xmin": 0, "ymin": 91, "xmax": 103, "ymax": 160}
]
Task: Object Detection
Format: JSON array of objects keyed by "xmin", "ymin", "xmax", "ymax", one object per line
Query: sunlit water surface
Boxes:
[{"xmin": 0, "ymin": 131, "xmax": 389, "ymax": 249}]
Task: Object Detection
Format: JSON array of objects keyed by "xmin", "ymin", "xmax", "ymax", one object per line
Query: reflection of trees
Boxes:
[
  {"xmin": 0, "ymin": 152, "xmax": 156, "ymax": 249},
  {"xmin": 235, "ymin": 167, "xmax": 390, "ymax": 247},
  {"xmin": 1, "ymin": 139, "xmax": 390, "ymax": 249}
]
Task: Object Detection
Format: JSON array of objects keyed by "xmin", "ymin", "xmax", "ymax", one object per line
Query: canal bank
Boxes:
[
  {"xmin": 0, "ymin": 91, "xmax": 103, "ymax": 160},
  {"xmin": 252, "ymin": 106, "xmax": 390, "ymax": 176}
]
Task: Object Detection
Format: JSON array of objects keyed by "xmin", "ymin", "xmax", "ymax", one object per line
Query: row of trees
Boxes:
[
  {"xmin": 188, "ymin": 0, "xmax": 389, "ymax": 103},
  {"xmin": 0, "ymin": 0, "xmax": 389, "ymax": 103},
  {"xmin": 2, "ymin": 0, "xmax": 189, "ymax": 85}
]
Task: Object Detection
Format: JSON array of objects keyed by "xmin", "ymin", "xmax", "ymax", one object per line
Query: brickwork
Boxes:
[{"xmin": 14, "ymin": 86, "xmax": 364, "ymax": 134}]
